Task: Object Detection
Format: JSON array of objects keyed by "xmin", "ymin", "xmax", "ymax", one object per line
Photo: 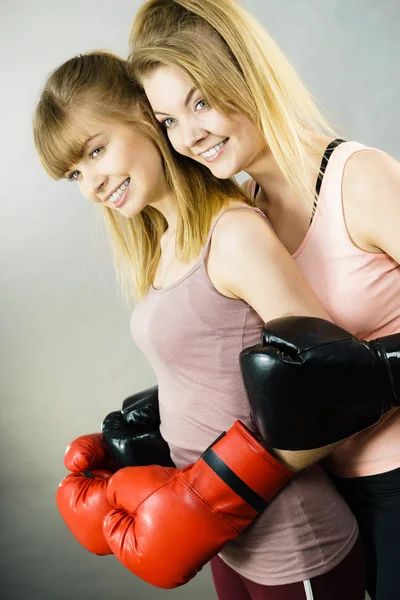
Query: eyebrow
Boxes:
[
  {"xmin": 154, "ymin": 87, "xmax": 196, "ymax": 116},
  {"xmin": 63, "ymin": 132, "xmax": 104, "ymax": 177},
  {"xmin": 81, "ymin": 132, "xmax": 104, "ymax": 151}
]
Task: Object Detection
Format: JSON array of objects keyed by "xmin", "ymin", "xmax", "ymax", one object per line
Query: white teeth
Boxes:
[
  {"xmin": 202, "ymin": 140, "xmax": 226, "ymax": 159},
  {"xmin": 110, "ymin": 178, "xmax": 130, "ymax": 203}
]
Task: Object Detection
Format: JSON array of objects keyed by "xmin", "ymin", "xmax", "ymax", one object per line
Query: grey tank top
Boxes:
[{"xmin": 130, "ymin": 206, "xmax": 358, "ymax": 585}]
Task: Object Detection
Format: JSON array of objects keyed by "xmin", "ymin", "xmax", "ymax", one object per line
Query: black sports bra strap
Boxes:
[
  {"xmin": 315, "ymin": 138, "xmax": 346, "ymax": 198},
  {"xmin": 309, "ymin": 138, "xmax": 346, "ymax": 225}
]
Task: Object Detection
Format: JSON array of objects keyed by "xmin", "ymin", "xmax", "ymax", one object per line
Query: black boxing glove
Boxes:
[
  {"xmin": 101, "ymin": 385, "xmax": 174, "ymax": 467},
  {"xmin": 240, "ymin": 316, "xmax": 399, "ymax": 450}
]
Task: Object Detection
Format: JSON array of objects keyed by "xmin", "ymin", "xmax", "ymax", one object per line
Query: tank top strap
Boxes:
[{"xmin": 200, "ymin": 205, "xmax": 271, "ymax": 261}]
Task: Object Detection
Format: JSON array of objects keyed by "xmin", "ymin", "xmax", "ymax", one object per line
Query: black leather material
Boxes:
[
  {"xmin": 102, "ymin": 386, "xmax": 174, "ymax": 468},
  {"xmin": 240, "ymin": 316, "xmax": 399, "ymax": 450},
  {"xmin": 370, "ymin": 334, "xmax": 400, "ymax": 408}
]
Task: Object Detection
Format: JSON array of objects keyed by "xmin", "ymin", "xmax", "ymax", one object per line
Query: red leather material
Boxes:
[
  {"xmin": 103, "ymin": 420, "xmax": 292, "ymax": 588},
  {"xmin": 193, "ymin": 421, "xmax": 291, "ymax": 507},
  {"xmin": 64, "ymin": 433, "xmax": 110, "ymax": 473},
  {"xmin": 56, "ymin": 469, "xmax": 113, "ymax": 556}
]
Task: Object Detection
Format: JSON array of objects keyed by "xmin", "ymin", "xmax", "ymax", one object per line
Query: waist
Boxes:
[
  {"xmin": 219, "ymin": 465, "xmax": 359, "ymax": 585},
  {"xmin": 159, "ymin": 381, "xmax": 255, "ymax": 466}
]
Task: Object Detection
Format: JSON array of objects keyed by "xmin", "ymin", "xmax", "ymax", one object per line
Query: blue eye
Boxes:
[
  {"xmin": 67, "ymin": 170, "xmax": 80, "ymax": 182},
  {"xmin": 162, "ymin": 118, "xmax": 176, "ymax": 129},
  {"xmin": 90, "ymin": 146, "xmax": 103, "ymax": 159}
]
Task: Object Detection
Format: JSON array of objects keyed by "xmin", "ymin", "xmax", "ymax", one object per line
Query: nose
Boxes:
[
  {"xmin": 87, "ymin": 171, "xmax": 108, "ymax": 202},
  {"xmin": 181, "ymin": 119, "xmax": 207, "ymax": 150}
]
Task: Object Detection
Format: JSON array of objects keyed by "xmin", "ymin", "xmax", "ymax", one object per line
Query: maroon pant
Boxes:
[{"xmin": 210, "ymin": 536, "xmax": 366, "ymax": 600}]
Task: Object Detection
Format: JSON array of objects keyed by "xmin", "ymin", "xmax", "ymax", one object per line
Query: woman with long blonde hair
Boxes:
[
  {"xmin": 33, "ymin": 50, "xmax": 367, "ymax": 599},
  {"xmin": 129, "ymin": 1, "xmax": 400, "ymax": 599}
]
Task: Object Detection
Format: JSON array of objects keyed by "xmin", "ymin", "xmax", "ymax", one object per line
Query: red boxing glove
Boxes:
[
  {"xmin": 103, "ymin": 421, "xmax": 291, "ymax": 588},
  {"xmin": 56, "ymin": 433, "xmax": 115, "ymax": 556},
  {"xmin": 63, "ymin": 433, "xmax": 115, "ymax": 473}
]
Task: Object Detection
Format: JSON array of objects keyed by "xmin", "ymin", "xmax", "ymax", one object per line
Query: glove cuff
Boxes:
[
  {"xmin": 370, "ymin": 333, "xmax": 400, "ymax": 408},
  {"xmin": 191, "ymin": 421, "xmax": 292, "ymax": 517}
]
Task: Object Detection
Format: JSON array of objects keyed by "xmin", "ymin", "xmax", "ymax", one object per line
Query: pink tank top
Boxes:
[
  {"xmin": 130, "ymin": 206, "xmax": 358, "ymax": 585},
  {"xmin": 248, "ymin": 141, "xmax": 400, "ymax": 478}
]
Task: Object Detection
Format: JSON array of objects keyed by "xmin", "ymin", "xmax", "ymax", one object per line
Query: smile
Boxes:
[
  {"xmin": 201, "ymin": 139, "xmax": 228, "ymax": 162},
  {"xmin": 109, "ymin": 178, "xmax": 130, "ymax": 207}
]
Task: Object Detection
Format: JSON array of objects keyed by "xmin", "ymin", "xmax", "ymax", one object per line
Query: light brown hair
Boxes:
[{"xmin": 33, "ymin": 50, "xmax": 251, "ymax": 300}]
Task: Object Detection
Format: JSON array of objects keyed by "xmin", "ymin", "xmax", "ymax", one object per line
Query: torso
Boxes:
[
  {"xmin": 131, "ymin": 204, "xmax": 359, "ymax": 584},
  {"xmin": 246, "ymin": 139, "xmax": 400, "ymax": 478},
  {"xmin": 256, "ymin": 137, "xmax": 381, "ymax": 256},
  {"xmin": 152, "ymin": 237, "xmax": 198, "ymax": 291}
]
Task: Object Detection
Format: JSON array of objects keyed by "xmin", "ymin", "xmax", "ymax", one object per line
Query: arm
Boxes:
[
  {"xmin": 208, "ymin": 208, "xmax": 342, "ymax": 469},
  {"xmin": 209, "ymin": 207, "xmax": 399, "ymax": 471},
  {"xmin": 240, "ymin": 315, "xmax": 399, "ymax": 469},
  {"xmin": 103, "ymin": 422, "xmax": 291, "ymax": 588},
  {"xmin": 207, "ymin": 207, "xmax": 331, "ymax": 322}
]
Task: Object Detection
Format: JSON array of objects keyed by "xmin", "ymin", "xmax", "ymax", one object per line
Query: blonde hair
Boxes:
[
  {"xmin": 129, "ymin": 0, "xmax": 337, "ymax": 208},
  {"xmin": 33, "ymin": 50, "xmax": 250, "ymax": 301}
]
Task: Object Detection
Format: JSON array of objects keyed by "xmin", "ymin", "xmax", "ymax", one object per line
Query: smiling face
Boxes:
[
  {"xmin": 142, "ymin": 65, "xmax": 265, "ymax": 180},
  {"xmin": 65, "ymin": 117, "xmax": 168, "ymax": 218}
]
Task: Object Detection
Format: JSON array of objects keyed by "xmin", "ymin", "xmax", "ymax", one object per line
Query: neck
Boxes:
[
  {"xmin": 149, "ymin": 179, "xmax": 178, "ymax": 232},
  {"xmin": 245, "ymin": 132, "xmax": 332, "ymax": 212}
]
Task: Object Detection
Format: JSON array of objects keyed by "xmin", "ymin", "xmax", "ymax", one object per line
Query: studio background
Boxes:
[{"xmin": 1, "ymin": 1, "xmax": 398, "ymax": 598}]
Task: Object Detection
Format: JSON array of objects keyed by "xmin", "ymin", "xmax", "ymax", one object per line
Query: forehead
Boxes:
[
  {"xmin": 142, "ymin": 65, "xmax": 194, "ymax": 112},
  {"xmin": 59, "ymin": 114, "xmax": 112, "ymax": 173},
  {"xmin": 69, "ymin": 112, "xmax": 109, "ymax": 141}
]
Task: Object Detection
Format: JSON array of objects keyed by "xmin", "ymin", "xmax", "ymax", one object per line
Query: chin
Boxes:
[
  {"xmin": 207, "ymin": 162, "xmax": 238, "ymax": 180},
  {"xmin": 119, "ymin": 204, "xmax": 141, "ymax": 219}
]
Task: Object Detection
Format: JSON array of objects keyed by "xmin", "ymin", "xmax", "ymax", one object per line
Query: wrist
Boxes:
[
  {"xmin": 191, "ymin": 421, "xmax": 292, "ymax": 516},
  {"xmin": 370, "ymin": 334, "xmax": 400, "ymax": 408}
]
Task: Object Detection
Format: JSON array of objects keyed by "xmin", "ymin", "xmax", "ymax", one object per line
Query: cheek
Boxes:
[
  {"xmin": 166, "ymin": 128, "xmax": 187, "ymax": 155},
  {"xmin": 200, "ymin": 109, "xmax": 232, "ymax": 134},
  {"xmin": 77, "ymin": 182, "xmax": 92, "ymax": 203},
  {"xmin": 137, "ymin": 146, "xmax": 165, "ymax": 185}
]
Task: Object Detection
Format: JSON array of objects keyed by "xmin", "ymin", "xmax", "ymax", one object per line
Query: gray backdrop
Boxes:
[{"xmin": 1, "ymin": 0, "xmax": 399, "ymax": 598}]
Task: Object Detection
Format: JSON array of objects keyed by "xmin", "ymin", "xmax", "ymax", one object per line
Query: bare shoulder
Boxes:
[
  {"xmin": 343, "ymin": 149, "xmax": 400, "ymax": 203},
  {"xmin": 208, "ymin": 206, "xmax": 287, "ymax": 298},
  {"xmin": 342, "ymin": 149, "xmax": 400, "ymax": 252},
  {"xmin": 343, "ymin": 150, "xmax": 400, "ymax": 209},
  {"xmin": 211, "ymin": 206, "xmax": 277, "ymax": 258}
]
